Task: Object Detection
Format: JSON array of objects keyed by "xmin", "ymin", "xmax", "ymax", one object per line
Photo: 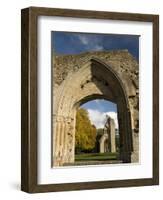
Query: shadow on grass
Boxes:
[{"xmin": 75, "ymin": 152, "xmax": 119, "ymax": 161}]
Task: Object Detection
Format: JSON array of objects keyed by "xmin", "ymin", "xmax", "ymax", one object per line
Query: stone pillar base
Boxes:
[
  {"xmin": 131, "ymin": 132, "xmax": 139, "ymax": 163},
  {"xmin": 119, "ymin": 152, "xmax": 131, "ymax": 163},
  {"xmin": 131, "ymin": 151, "xmax": 139, "ymax": 163}
]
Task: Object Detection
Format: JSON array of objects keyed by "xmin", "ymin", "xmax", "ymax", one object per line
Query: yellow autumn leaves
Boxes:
[{"xmin": 75, "ymin": 108, "xmax": 96, "ymax": 152}]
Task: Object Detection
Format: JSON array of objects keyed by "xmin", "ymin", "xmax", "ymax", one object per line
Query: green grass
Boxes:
[{"xmin": 75, "ymin": 152, "xmax": 119, "ymax": 161}]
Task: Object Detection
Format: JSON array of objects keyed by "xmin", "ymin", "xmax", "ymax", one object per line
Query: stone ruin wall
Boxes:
[{"xmin": 53, "ymin": 50, "xmax": 139, "ymax": 164}]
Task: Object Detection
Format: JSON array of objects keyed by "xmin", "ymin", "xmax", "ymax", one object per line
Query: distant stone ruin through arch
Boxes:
[
  {"xmin": 76, "ymin": 98, "xmax": 118, "ymax": 156},
  {"xmin": 53, "ymin": 51, "xmax": 139, "ymax": 167},
  {"xmin": 98, "ymin": 115, "xmax": 117, "ymax": 154}
]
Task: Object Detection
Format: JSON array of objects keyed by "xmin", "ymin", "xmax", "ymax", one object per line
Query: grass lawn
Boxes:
[{"xmin": 75, "ymin": 152, "xmax": 119, "ymax": 162}]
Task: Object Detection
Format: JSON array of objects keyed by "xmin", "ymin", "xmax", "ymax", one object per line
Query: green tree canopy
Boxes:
[{"xmin": 75, "ymin": 108, "xmax": 96, "ymax": 152}]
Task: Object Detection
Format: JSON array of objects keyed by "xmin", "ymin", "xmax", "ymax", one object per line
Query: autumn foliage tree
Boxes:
[{"xmin": 75, "ymin": 108, "xmax": 96, "ymax": 153}]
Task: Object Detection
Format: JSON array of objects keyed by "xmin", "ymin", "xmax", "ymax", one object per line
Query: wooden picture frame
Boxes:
[{"xmin": 21, "ymin": 7, "xmax": 159, "ymax": 193}]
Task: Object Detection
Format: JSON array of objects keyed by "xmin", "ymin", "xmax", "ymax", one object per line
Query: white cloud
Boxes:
[
  {"xmin": 94, "ymin": 100, "xmax": 99, "ymax": 103},
  {"xmin": 76, "ymin": 35, "xmax": 104, "ymax": 51},
  {"xmin": 106, "ymin": 111, "xmax": 119, "ymax": 129},
  {"xmin": 93, "ymin": 44, "xmax": 104, "ymax": 51},
  {"xmin": 77, "ymin": 35, "xmax": 90, "ymax": 45},
  {"xmin": 87, "ymin": 109, "xmax": 118, "ymax": 129}
]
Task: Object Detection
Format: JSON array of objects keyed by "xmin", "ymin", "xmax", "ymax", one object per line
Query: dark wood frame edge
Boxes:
[{"xmin": 21, "ymin": 7, "xmax": 159, "ymax": 193}]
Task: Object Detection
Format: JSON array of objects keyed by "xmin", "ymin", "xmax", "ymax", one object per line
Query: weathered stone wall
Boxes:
[
  {"xmin": 53, "ymin": 50, "xmax": 138, "ymax": 87},
  {"xmin": 53, "ymin": 50, "xmax": 139, "ymax": 166}
]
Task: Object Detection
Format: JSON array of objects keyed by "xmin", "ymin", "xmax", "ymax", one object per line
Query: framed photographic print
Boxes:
[{"xmin": 21, "ymin": 7, "xmax": 159, "ymax": 193}]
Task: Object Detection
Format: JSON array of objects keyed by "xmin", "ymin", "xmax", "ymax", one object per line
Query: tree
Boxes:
[
  {"xmin": 96, "ymin": 128, "xmax": 103, "ymax": 138},
  {"xmin": 75, "ymin": 108, "xmax": 96, "ymax": 152},
  {"xmin": 94, "ymin": 128, "xmax": 104, "ymax": 152}
]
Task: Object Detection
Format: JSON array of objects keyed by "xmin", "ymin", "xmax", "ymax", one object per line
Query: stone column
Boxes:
[
  {"xmin": 53, "ymin": 115, "xmax": 69, "ymax": 166},
  {"xmin": 53, "ymin": 115, "xmax": 62, "ymax": 166},
  {"xmin": 99, "ymin": 139, "xmax": 104, "ymax": 153},
  {"xmin": 63, "ymin": 118, "xmax": 68, "ymax": 162},
  {"xmin": 118, "ymin": 109, "xmax": 133, "ymax": 163},
  {"xmin": 131, "ymin": 118, "xmax": 139, "ymax": 163},
  {"xmin": 110, "ymin": 118, "xmax": 116, "ymax": 153},
  {"xmin": 60, "ymin": 116, "xmax": 75, "ymax": 164},
  {"xmin": 130, "ymin": 103, "xmax": 139, "ymax": 163},
  {"xmin": 131, "ymin": 131, "xmax": 139, "ymax": 162},
  {"xmin": 99, "ymin": 134, "xmax": 109, "ymax": 153}
]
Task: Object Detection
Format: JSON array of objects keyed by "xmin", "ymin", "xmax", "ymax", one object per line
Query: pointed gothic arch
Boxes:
[{"xmin": 53, "ymin": 58, "xmax": 137, "ymax": 166}]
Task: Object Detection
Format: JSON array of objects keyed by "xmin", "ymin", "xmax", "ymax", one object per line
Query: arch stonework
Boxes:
[{"xmin": 53, "ymin": 50, "xmax": 139, "ymax": 166}]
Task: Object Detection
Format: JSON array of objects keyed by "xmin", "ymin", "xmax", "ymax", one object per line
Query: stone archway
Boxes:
[{"xmin": 53, "ymin": 52, "xmax": 138, "ymax": 166}]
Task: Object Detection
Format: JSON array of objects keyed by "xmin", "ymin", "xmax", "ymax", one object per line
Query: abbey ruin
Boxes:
[
  {"xmin": 52, "ymin": 50, "xmax": 139, "ymax": 167},
  {"xmin": 99, "ymin": 116, "xmax": 116, "ymax": 154}
]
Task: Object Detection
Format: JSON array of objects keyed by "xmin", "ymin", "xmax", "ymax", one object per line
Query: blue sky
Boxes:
[
  {"xmin": 81, "ymin": 99, "xmax": 116, "ymax": 112},
  {"xmin": 81, "ymin": 100, "xmax": 118, "ymax": 129},
  {"xmin": 52, "ymin": 31, "xmax": 139, "ymax": 60}
]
